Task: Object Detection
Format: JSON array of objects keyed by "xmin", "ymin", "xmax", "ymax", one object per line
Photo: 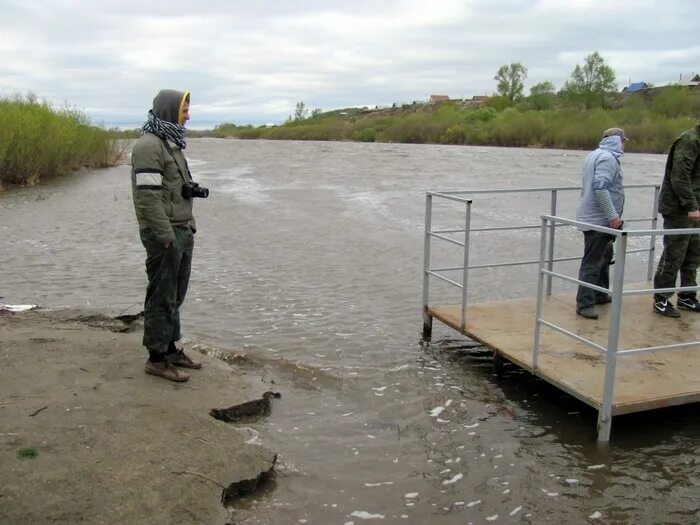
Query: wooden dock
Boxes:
[{"xmin": 427, "ymin": 289, "xmax": 700, "ymax": 417}]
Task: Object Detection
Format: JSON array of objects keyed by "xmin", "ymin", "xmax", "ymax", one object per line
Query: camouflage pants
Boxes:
[
  {"xmin": 139, "ymin": 226, "xmax": 194, "ymax": 355},
  {"xmin": 653, "ymin": 215, "xmax": 700, "ymax": 300}
]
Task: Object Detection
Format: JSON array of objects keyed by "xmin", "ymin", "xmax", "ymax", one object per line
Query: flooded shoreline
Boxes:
[{"xmin": 1, "ymin": 139, "xmax": 697, "ymax": 523}]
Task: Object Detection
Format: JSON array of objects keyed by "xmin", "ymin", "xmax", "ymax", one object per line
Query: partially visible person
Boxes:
[
  {"xmin": 575, "ymin": 128, "xmax": 628, "ymax": 320},
  {"xmin": 652, "ymin": 123, "xmax": 700, "ymax": 317},
  {"xmin": 131, "ymin": 89, "xmax": 203, "ymax": 381}
]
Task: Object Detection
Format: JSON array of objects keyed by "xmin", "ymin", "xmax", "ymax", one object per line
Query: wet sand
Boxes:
[{"xmin": 0, "ymin": 308, "xmax": 277, "ymax": 525}]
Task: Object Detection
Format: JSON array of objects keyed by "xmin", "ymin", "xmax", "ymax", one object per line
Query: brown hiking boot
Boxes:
[
  {"xmin": 168, "ymin": 350, "xmax": 202, "ymax": 369},
  {"xmin": 144, "ymin": 359, "xmax": 190, "ymax": 382}
]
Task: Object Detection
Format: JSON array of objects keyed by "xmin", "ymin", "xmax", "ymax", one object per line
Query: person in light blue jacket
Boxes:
[{"xmin": 575, "ymin": 128, "xmax": 628, "ymax": 319}]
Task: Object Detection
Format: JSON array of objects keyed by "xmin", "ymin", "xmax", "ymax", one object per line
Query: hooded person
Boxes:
[
  {"xmin": 574, "ymin": 127, "xmax": 628, "ymax": 319},
  {"xmin": 131, "ymin": 89, "xmax": 202, "ymax": 381}
]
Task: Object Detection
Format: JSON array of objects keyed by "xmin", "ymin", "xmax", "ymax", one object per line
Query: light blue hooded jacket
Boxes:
[{"xmin": 576, "ymin": 135, "xmax": 625, "ymax": 230}]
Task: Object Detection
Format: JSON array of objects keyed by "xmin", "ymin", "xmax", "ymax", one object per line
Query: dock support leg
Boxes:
[
  {"xmin": 596, "ymin": 233, "xmax": 627, "ymax": 443},
  {"xmin": 422, "ymin": 312, "xmax": 433, "ymax": 338},
  {"xmin": 596, "ymin": 409, "xmax": 612, "ymax": 443},
  {"xmin": 492, "ymin": 352, "xmax": 504, "ymax": 378}
]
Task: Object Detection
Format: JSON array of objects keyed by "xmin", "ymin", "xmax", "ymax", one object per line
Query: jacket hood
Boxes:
[
  {"xmin": 152, "ymin": 89, "xmax": 190, "ymax": 125},
  {"xmin": 597, "ymin": 135, "xmax": 624, "ymax": 157}
]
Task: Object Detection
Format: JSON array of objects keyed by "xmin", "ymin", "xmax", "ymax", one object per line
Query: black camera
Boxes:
[{"xmin": 182, "ymin": 181, "xmax": 209, "ymax": 199}]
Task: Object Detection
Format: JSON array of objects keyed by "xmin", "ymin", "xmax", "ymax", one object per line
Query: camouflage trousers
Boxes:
[
  {"xmin": 653, "ymin": 215, "xmax": 700, "ymax": 300},
  {"xmin": 139, "ymin": 226, "xmax": 194, "ymax": 355}
]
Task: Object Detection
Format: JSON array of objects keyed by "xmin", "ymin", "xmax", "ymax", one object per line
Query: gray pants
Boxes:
[
  {"xmin": 139, "ymin": 226, "xmax": 194, "ymax": 355},
  {"xmin": 576, "ymin": 230, "xmax": 614, "ymax": 310},
  {"xmin": 653, "ymin": 215, "xmax": 700, "ymax": 301}
]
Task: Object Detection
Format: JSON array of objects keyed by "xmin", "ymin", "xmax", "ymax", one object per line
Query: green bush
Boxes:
[
  {"xmin": 465, "ymin": 107, "xmax": 497, "ymax": 123},
  {"xmin": 651, "ymin": 86, "xmax": 700, "ymax": 118},
  {"xmin": 354, "ymin": 128, "xmax": 377, "ymax": 142},
  {"xmin": 0, "ymin": 94, "xmax": 125, "ymax": 186}
]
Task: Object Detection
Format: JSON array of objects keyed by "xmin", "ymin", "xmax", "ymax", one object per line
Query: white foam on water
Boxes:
[
  {"xmin": 486, "ymin": 514, "xmax": 499, "ymax": 521},
  {"xmin": 466, "ymin": 500, "xmax": 481, "ymax": 507},
  {"xmin": 442, "ymin": 473, "xmax": 463, "ymax": 485},
  {"xmin": 587, "ymin": 464, "xmax": 606, "ymax": 470},
  {"xmin": 0, "ymin": 304, "xmax": 37, "ymax": 312},
  {"xmin": 509, "ymin": 506, "xmax": 522, "ymax": 516},
  {"xmin": 589, "ymin": 511, "xmax": 603, "ymax": 520},
  {"xmin": 404, "ymin": 493, "xmax": 418, "ymax": 499},
  {"xmin": 350, "ymin": 510, "xmax": 385, "ymax": 519},
  {"xmin": 215, "ymin": 166, "xmax": 270, "ymax": 203},
  {"xmin": 429, "ymin": 406, "xmax": 445, "ymax": 417}
]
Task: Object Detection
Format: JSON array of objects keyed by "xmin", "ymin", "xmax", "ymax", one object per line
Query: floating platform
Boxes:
[{"xmin": 427, "ymin": 288, "xmax": 700, "ymax": 417}]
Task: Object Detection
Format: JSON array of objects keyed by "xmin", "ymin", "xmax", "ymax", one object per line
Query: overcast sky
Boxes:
[{"xmin": 2, "ymin": 0, "xmax": 698, "ymax": 127}]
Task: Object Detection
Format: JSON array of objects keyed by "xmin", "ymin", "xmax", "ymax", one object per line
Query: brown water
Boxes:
[{"xmin": 1, "ymin": 139, "xmax": 698, "ymax": 524}]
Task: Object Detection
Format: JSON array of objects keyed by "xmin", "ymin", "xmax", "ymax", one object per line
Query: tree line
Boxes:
[
  {"xmin": 494, "ymin": 51, "xmax": 617, "ymax": 109},
  {"xmin": 206, "ymin": 50, "xmax": 698, "ymax": 153}
]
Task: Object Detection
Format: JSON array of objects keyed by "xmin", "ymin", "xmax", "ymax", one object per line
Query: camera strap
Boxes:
[{"xmin": 160, "ymin": 138, "xmax": 192, "ymax": 182}]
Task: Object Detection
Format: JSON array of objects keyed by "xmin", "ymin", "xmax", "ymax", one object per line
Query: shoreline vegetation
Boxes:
[
  {"xmin": 2, "ymin": 86, "xmax": 698, "ymax": 188},
  {"xmin": 0, "ymin": 94, "xmax": 127, "ymax": 188},
  {"xmin": 128, "ymin": 84, "xmax": 698, "ymax": 155}
]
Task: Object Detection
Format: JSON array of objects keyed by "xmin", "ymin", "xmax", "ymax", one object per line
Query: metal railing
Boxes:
[
  {"xmin": 421, "ymin": 184, "xmax": 699, "ymax": 442},
  {"xmin": 532, "ymin": 215, "xmax": 700, "ymax": 442},
  {"xmin": 422, "ymin": 184, "xmax": 661, "ymax": 335}
]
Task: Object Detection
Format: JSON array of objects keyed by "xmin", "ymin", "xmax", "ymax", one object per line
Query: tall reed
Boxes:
[{"xmin": 0, "ymin": 94, "xmax": 127, "ymax": 186}]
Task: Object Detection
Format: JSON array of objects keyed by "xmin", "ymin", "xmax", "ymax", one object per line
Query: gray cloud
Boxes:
[{"xmin": 1, "ymin": 0, "xmax": 698, "ymax": 127}]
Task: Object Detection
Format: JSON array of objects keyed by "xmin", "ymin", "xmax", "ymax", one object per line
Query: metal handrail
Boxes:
[
  {"xmin": 532, "ymin": 214, "xmax": 700, "ymax": 442},
  {"xmin": 421, "ymin": 184, "xmax": 695, "ymax": 442},
  {"xmin": 422, "ymin": 184, "xmax": 663, "ymax": 335}
]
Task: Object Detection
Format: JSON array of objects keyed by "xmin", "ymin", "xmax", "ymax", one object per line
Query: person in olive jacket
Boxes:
[
  {"xmin": 131, "ymin": 89, "xmax": 201, "ymax": 381},
  {"xmin": 652, "ymin": 123, "xmax": 700, "ymax": 318}
]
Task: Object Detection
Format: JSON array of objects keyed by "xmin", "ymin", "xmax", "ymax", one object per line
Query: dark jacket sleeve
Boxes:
[{"xmin": 132, "ymin": 139, "xmax": 176, "ymax": 244}]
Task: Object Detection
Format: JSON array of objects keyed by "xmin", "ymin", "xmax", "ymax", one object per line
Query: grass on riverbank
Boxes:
[
  {"xmin": 0, "ymin": 94, "xmax": 127, "ymax": 186},
  {"xmin": 210, "ymin": 86, "xmax": 700, "ymax": 153}
]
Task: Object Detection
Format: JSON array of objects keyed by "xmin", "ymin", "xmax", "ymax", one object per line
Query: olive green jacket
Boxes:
[
  {"xmin": 658, "ymin": 124, "xmax": 700, "ymax": 216},
  {"xmin": 131, "ymin": 133, "xmax": 196, "ymax": 245}
]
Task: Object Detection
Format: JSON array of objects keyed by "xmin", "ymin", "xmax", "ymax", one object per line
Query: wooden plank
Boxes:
[{"xmin": 428, "ymin": 287, "xmax": 700, "ymax": 416}]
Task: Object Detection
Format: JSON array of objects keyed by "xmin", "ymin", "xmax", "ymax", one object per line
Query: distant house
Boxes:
[
  {"xmin": 464, "ymin": 95, "xmax": 488, "ymax": 108},
  {"xmin": 622, "ymin": 82, "xmax": 649, "ymax": 93},
  {"xmin": 678, "ymin": 73, "xmax": 700, "ymax": 86},
  {"xmin": 429, "ymin": 95, "xmax": 450, "ymax": 104}
]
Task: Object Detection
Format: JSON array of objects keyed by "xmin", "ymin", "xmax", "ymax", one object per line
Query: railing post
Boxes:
[
  {"xmin": 460, "ymin": 200, "xmax": 473, "ymax": 329},
  {"xmin": 597, "ymin": 232, "xmax": 627, "ymax": 443},
  {"xmin": 532, "ymin": 217, "xmax": 549, "ymax": 371},
  {"xmin": 646, "ymin": 185, "xmax": 660, "ymax": 281},
  {"xmin": 546, "ymin": 190, "xmax": 557, "ymax": 296},
  {"xmin": 422, "ymin": 194, "xmax": 433, "ymax": 337}
]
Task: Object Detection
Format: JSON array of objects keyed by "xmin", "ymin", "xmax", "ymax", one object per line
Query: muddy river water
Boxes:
[{"xmin": 1, "ymin": 139, "xmax": 697, "ymax": 524}]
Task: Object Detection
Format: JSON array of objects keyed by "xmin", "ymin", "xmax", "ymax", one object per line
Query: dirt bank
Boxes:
[{"xmin": 0, "ymin": 308, "xmax": 277, "ymax": 524}]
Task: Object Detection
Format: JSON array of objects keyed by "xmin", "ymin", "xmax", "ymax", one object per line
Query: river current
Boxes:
[{"xmin": 1, "ymin": 139, "xmax": 697, "ymax": 524}]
